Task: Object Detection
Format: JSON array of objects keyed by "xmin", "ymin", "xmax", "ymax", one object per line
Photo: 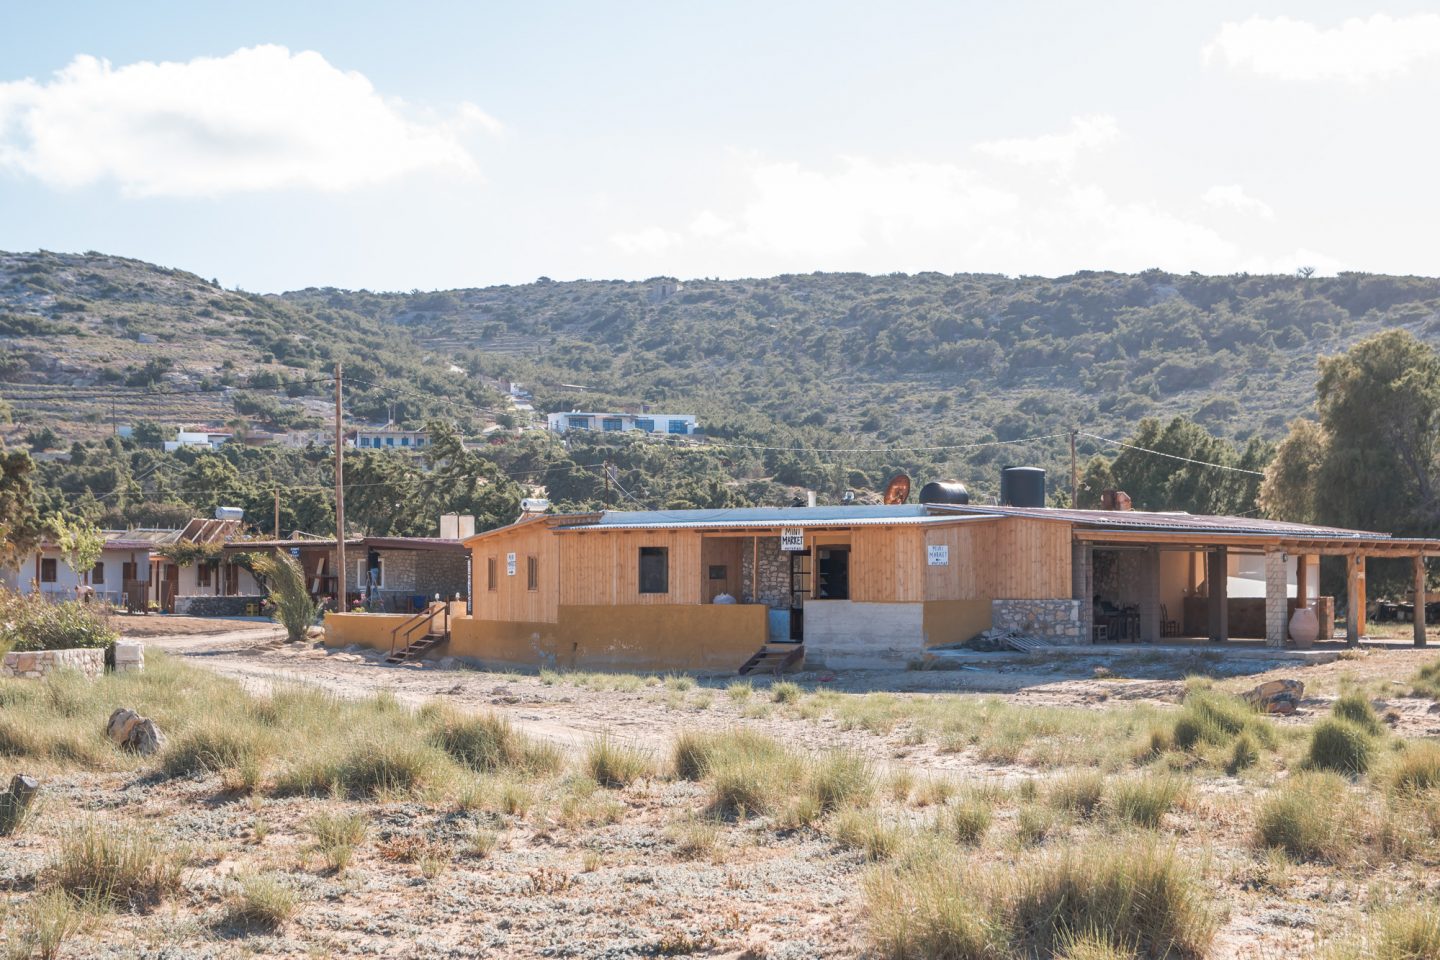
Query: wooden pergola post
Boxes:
[
  {"xmin": 1415, "ymin": 555, "xmax": 1428, "ymax": 648},
  {"xmin": 1207, "ymin": 546, "xmax": 1228, "ymax": 643},
  {"xmin": 1296, "ymin": 554, "xmax": 1309, "ymax": 609},
  {"xmin": 1346, "ymin": 553, "xmax": 1366, "ymax": 647}
]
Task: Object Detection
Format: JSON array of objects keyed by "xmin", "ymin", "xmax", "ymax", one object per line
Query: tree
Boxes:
[
  {"xmin": 1261, "ymin": 330, "xmax": 1440, "ymax": 534},
  {"xmin": 49, "ymin": 515, "xmax": 104, "ymax": 579},
  {"xmin": 0, "ymin": 447, "xmax": 42, "ymax": 569},
  {"xmin": 250, "ymin": 551, "xmax": 317, "ymax": 642}
]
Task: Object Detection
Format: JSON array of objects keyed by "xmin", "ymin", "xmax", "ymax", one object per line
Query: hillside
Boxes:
[{"xmin": 5, "ymin": 251, "xmax": 1440, "ymax": 501}]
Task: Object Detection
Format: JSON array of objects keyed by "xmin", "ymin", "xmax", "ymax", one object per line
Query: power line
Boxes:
[{"xmin": 1080, "ymin": 432, "xmax": 1266, "ymax": 477}]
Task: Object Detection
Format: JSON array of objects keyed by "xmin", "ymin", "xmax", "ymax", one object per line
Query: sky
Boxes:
[{"xmin": 1, "ymin": 1, "xmax": 1438, "ymax": 292}]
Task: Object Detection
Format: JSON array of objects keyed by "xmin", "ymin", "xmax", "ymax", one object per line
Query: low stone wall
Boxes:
[
  {"xmin": 991, "ymin": 599, "xmax": 1085, "ymax": 644},
  {"xmin": 1, "ymin": 647, "xmax": 105, "ymax": 680},
  {"xmin": 174, "ymin": 594, "xmax": 265, "ymax": 617}
]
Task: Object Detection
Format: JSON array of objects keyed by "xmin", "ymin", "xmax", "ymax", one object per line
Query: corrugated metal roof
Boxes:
[
  {"xmin": 554, "ymin": 505, "xmax": 990, "ymax": 531},
  {"xmin": 929, "ymin": 504, "xmax": 1390, "ymax": 539}
]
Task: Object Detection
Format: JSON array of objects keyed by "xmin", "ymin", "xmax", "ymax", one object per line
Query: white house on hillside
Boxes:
[
  {"xmin": 164, "ymin": 429, "xmax": 232, "ymax": 452},
  {"xmin": 546, "ymin": 411, "xmax": 698, "ymax": 435}
]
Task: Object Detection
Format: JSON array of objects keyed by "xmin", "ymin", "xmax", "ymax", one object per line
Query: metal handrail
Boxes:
[{"xmin": 389, "ymin": 602, "xmax": 450, "ymax": 656}]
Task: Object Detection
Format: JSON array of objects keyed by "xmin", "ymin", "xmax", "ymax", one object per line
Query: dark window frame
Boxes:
[
  {"xmin": 91, "ymin": 561, "xmax": 105, "ymax": 585},
  {"xmin": 487, "ymin": 557, "xmax": 497, "ymax": 591},
  {"xmin": 40, "ymin": 558, "xmax": 57, "ymax": 583},
  {"xmin": 526, "ymin": 556, "xmax": 538, "ymax": 591},
  {"xmin": 639, "ymin": 546, "xmax": 669, "ymax": 594}
]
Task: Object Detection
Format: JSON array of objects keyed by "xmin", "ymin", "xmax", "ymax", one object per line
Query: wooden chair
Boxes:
[
  {"xmin": 1092, "ymin": 623, "xmax": 1109, "ymax": 644},
  {"xmin": 1160, "ymin": 604, "xmax": 1179, "ymax": 637}
]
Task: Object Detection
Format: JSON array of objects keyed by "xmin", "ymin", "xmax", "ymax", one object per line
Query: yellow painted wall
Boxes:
[
  {"xmin": 323, "ymin": 612, "xmax": 416, "ymax": 651},
  {"xmin": 921, "ymin": 599, "xmax": 993, "ymax": 647},
  {"xmin": 450, "ymin": 603, "xmax": 767, "ymax": 672}
]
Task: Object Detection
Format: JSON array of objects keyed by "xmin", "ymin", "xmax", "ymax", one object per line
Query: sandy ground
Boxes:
[
  {"xmin": 24, "ymin": 618, "xmax": 1420, "ymax": 959},
  {"xmin": 126, "ymin": 621, "xmax": 1440, "ymax": 762}
]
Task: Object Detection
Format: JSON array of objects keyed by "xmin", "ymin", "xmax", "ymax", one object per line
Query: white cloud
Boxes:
[
  {"xmin": 1202, "ymin": 184, "xmax": 1275, "ymax": 220},
  {"xmin": 0, "ymin": 45, "xmax": 495, "ymax": 197},
  {"xmin": 609, "ymin": 225, "xmax": 681, "ymax": 256},
  {"xmin": 608, "ymin": 150, "xmax": 1259, "ymax": 277},
  {"xmin": 1203, "ymin": 14, "xmax": 1440, "ymax": 83},
  {"xmin": 974, "ymin": 114, "xmax": 1118, "ymax": 173}
]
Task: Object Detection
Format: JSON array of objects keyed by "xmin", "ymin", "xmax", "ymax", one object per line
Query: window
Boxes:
[
  {"xmin": 635, "ymin": 418, "xmax": 655, "ymax": 433},
  {"xmin": 401, "ymin": 436, "xmax": 410, "ymax": 446},
  {"xmin": 487, "ymin": 557, "xmax": 497, "ymax": 591},
  {"xmin": 359, "ymin": 437, "xmax": 370, "ymax": 448},
  {"xmin": 526, "ymin": 556, "xmax": 538, "ymax": 591},
  {"xmin": 602, "ymin": 417, "xmax": 623, "ymax": 432},
  {"xmin": 122, "ymin": 561, "xmax": 137, "ymax": 583},
  {"xmin": 40, "ymin": 558, "xmax": 57, "ymax": 583},
  {"xmin": 708, "ymin": 565, "xmax": 727, "ymax": 580},
  {"xmin": 568, "ymin": 415, "xmax": 592, "ymax": 430},
  {"xmin": 668, "ymin": 419, "xmax": 688, "ymax": 434},
  {"xmin": 386, "ymin": 436, "xmax": 395, "ymax": 447},
  {"xmin": 91, "ymin": 562, "xmax": 105, "ymax": 585},
  {"xmin": 639, "ymin": 547, "xmax": 669, "ymax": 594},
  {"xmin": 197, "ymin": 563, "xmax": 212, "ymax": 587}
]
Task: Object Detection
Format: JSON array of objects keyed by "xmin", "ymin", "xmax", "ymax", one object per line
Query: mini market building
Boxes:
[{"xmin": 406, "ymin": 503, "xmax": 1440, "ymax": 672}]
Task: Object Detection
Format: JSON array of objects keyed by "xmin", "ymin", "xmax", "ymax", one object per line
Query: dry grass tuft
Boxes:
[
  {"xmin": 47, "ymin": 822, "xmax": 186, "ymax": 911},
  {"xmin": 1108, "ymin": 776, "xmax": 1186, "ymax": 828},
  {"xmin": 1307, "ymin": 718, "xmax": 1377, "ymax": 777},
  {"xmin": 1046, "ymin": 771, "xmax": 1106, "ymax": 820},
  {"xmin": 1389, "ymin": 741, "xmax": 1440, "ymax": 795},
  {"xmin": 429, "ymin": 708, "xmax": 563, "ymax": 775},
  {"xmin": 584, "ymin": 735, "xmax": 655, "ymax": 788},
  {"xmin": 223, "ymin": 871, "xmax": 297, "ymax": 930},
  {"xmin": 307, "ymin": 810, "xmax": 367, "ymax": 872},
  {"xmin": 1255, "ymin": 772, "xmax": 1355, "ymax": 862}
]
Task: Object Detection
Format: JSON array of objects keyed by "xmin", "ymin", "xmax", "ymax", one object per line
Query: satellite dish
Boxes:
[{"xmin": 883, "ymin": 473, "xmax": 912, "ymax": 505}]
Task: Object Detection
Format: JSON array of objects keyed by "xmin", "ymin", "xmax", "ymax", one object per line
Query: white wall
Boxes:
[
  {"xmin": 2, "ymin": 546, "xmax": 150, "ymax": 604},
  {"xmin": 1227, "ymin": 553, "xmax": 1319, "ymax": 599}
]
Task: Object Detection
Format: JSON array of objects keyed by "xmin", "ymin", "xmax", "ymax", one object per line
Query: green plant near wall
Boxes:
[
  {"xmin": 49, "ymin": 514, "xmax": 104, "ymax": 579},
  {"xmin": 156, "ymin": 539, "xmax": 223, "ymax": 568}
]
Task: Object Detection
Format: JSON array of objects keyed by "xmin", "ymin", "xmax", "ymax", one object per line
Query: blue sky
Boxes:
[{"xmin": 2, "ymin": 2, "xmax": 1438, "ymax": 291}]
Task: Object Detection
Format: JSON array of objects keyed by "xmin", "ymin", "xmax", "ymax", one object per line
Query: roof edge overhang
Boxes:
[
  {"xmin": 552, "ymin": 514, "xmax": 1002, "ymax": 534},
  {"xmin": 1075, "ymin": 528, "xmax": 1440, "ymax": 555}
]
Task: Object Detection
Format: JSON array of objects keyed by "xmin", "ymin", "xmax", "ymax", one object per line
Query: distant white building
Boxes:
[
  {"xmin": 545, "ymin": 411, "xmax": 698, "ymax": 435},
  {"xmin": 163, "ymin": 429, "xmax": 232, "ymax": 452},
  {"xmin": 349, "ymin": 424, "xmax": 430, "ymax": 450}
]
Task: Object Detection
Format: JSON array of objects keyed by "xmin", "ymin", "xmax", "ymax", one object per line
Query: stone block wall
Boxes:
[
  {"xmin": 415, "ymin": 551, "xmax": 468, "ymax": 600},
  {"xmin": 1264, "ymin": 549, "xmax": 1288, "ymax": 647},
  {"xmin": 1, "ymin": 647, "xmax": 104, "ymax": 680},
  {"xmin": 991, "ymin": 599, "xmax": 1086, "ymax": 644},
  {"xmin": 174, "ymin": 594, "xmax": 265, "ymax": 617},
  {"xmin": 740, "ymin": 537, "xmax": 790, "ymax": 610}
]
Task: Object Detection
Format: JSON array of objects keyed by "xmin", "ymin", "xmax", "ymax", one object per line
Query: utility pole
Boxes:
[
  {"xmin": 334, "ymin": 363, "xmax": 347, "ymax": 612},
  {"xmin": 111, "ymin": 399, "xmax": 117, "ymax": 437},
  {"xmin": 273, "ymin": 488, "xmax": 281, "ymax": 539},
  {"xmin": 603, "ymin": 460, "xmax": 613, "ymax": 509},
  {"xmin": 1069, "ymin": 428, "xmax": 1079, "ymax": 508}
]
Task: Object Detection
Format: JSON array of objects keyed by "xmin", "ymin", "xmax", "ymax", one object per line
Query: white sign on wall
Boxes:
[
  {"xmin": 780, "ymin": 529, "xmax": 805, "ymax": 551},
  {"xmin": 506, "ymin": 552, "xmax": 517, "ymax": 576},
  {"xmin": 927, "ymin": 544, "xmax": 950, "ymax": 566}
]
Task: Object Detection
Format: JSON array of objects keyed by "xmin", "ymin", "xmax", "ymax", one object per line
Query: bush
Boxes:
[
  {"xmin": 47, "ymin": 822, "xmax": 186, "ymax": 910},
  {"xmin": 1332, "ymin": 691, "xmax": 1386, "ymax": 737},
  {"xmin": 672, "ymin": 728, "xmax": 785, "ymax": 781},
  {"xmin": 832, "ymin": 808, "xmax": 905, "ymax": 861},
  {"xmin": 0, "ymin": 591, "xmax": 117, "ymax": 652},
  {"xmin": 1256, "ymin": 772, "xmax": 1354, "ymax": 861},
  {"xmin": 806, "ymin": 750, "xmax": 875, "ymax": 813},
  {"xmin": 1307, "ymin": 718, "xmax": 1377, "ymax": 776},
  {"xmin": 276, "ymin": 734, "xmax": 452, "ymax": 798},
  {"xmin": 1227, "ymin": 731, "xmax": 1261, "ymax": 774},
  {"xmin": 1412, "ymin": 659, "xmax": 1440, "ymax": 699}
]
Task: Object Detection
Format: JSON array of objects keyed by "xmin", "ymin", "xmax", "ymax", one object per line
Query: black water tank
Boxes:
[
  {"xmin": 1000, "ymin": 466, "xmax": 1046, "ymax": 507},
  {"xmin": 919, "ymin": 480, "xmax": 970, "ymax": 505}
]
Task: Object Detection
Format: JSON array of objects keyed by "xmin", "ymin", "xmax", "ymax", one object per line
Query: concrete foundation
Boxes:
[{"xmin": 803, "ymin": 600, "xmax": 925, "ymax": 669}]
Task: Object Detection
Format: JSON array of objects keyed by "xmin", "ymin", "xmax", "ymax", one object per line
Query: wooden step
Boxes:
[
  {"xmin": 384, "ymin": 635, "xmax": 446, "ymax": 665},
  {"xmin": 738, "ymin": 644, "xmax": 804, "ymax": 676}
]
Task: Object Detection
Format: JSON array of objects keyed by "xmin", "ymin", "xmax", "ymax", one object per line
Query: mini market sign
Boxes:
[{"xmin": 780, "ymin": 529, "xmax": 805, "ymax": 551}]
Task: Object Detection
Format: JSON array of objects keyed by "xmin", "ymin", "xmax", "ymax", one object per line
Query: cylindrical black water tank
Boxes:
[
  {"xmin": 1000, "ymin": 466, "xmax": 1046, "ymax": 507},
  {"xmin": 919, "ymin": 480, "xmax": 970, "ymax": 505}
]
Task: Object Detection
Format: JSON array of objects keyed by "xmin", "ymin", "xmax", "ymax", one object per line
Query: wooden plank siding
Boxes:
[
  {"xmin": 851, "ymin": 526, "xmax": 925, "ymax": 602},
  {"xmin": 470, "ymin": 522, "xmax": 561, "ymax": 624},
  {"xmin": 559, "ymin": 530, "xmax": 702, "ymax": 606},
  {"xmin": 922, "ymin": 518, "xmax": 1072, "ymax": 601}
]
